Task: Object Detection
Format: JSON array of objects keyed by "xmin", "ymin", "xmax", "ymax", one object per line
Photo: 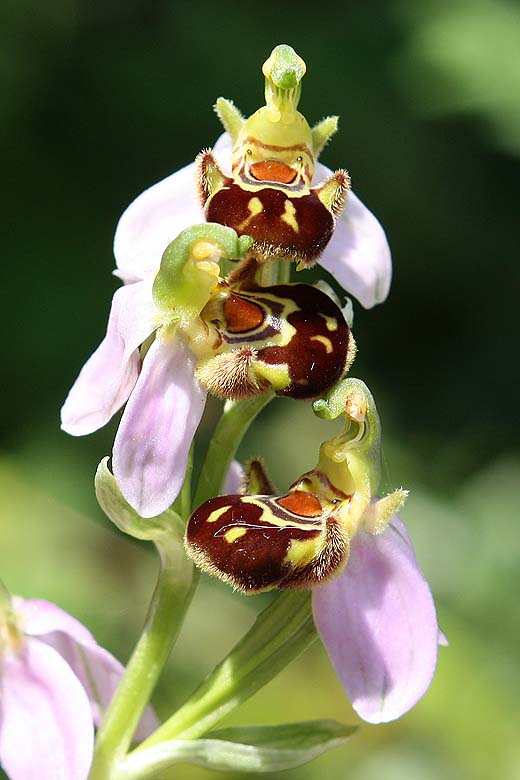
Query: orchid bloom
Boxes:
[
  {"xmin": 185, "ymin": 378, "xmax": 440, "ymax": 722},
  {"xmin": 114, "ymin": 133, "xmax": 391, "ymax": 307},
  {"xmin": 112, "ymin": 47, "xmax": 391, "ymax": 308},
  {"xmin": 61, "ymin": 43, "xmax": 390, "ymax": 519},
  {"xmin": 0, "ymin": 589, "xmax": 157, "ymax": 780}
]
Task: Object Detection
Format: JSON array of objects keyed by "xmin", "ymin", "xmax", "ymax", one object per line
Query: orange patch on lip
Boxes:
[
  {"xmin": 224, "ymin": 294, "xmax": 265, "ymax": 333},
  {"xmin": 277, "ymin": 491, "xmax": 323, "ymax": 517},
  {"xmin": 250, "ymin": 160, "xmax": 297, "ymax": 184}
]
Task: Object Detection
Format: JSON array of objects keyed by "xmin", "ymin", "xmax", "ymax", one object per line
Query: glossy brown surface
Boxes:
[
  {"xmin": 186, "ymin": 493, "xmax": 322, "ymax": 591},
  {"xmin": 206, "ymin": 184, "xmax": 334, "ymax": 262},
  {"xmin": 256, "ymin": 283, "xmax": 351, "ymax": 399}
]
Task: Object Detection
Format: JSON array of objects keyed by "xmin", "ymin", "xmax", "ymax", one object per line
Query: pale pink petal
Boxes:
[
  {"xmin": 314, "ymin": 162, "xmax": 392, "ymax": 309},
  {"xmin": 113, "ymin": 162, "xmax": 204, "ymax": 283},
  {"xmin": 312, "ymin": 517, "xmax": 438, "ymax": 724},
  {"xmin": 113, "ymin": 333, "xmax": 207, "ymax": 518},
  {"xmin": 212, "ymin": 133, "xmax": 233, "ymax": 175},
  {"xmin": 0, "ymin": 640, "xmax": 93, "ymax": 780},
  {"xmin": 113, "ymin": 135, "xmax": 233, "ymax": 284},
  {"xmin": 61, "ymin": 280, "xmax": 156, "ymax": 436},
  {"xmin": 18, "ymin": 599, "xmax": 158, "ymax": 738},
  {"xmin": 18, "ymin": 599, "xmax": 95, "ymax": 645},
  {"xmin": 42, "ymin": 633, "xmax": 159, "ymax": 739},
  {"xmin": 222, "ymin": 460, "xmax": 245, "ymax": 494}
]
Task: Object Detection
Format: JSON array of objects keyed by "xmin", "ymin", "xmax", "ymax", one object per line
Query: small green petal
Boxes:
[
  {"xmin": 152, "ymin": 224, "xmax": 252, "ymax": 323},
  {"xmin": 312, "ymin": 115, "xmax": 339, "ymax": 157},
  {"xmin": 214, "ymin": 97, "xmax": 245, "ymax": 143}
]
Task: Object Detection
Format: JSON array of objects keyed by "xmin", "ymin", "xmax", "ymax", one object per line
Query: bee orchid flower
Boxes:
[
  {"xmin": 62, "ymin": 44, "xmax": 389, "ymax": 519},
  {"xmin": 113, "ymin": 46, "xmax": 391, "ymax": 309},
  {"xmin": 185, "ymin": 378, "xmax": 441, "ymax": 723},
  {"xmin": 62, "ymin": 222, "xmax": 355, "ymax": 517},
  {"xmin": 61, "ymin": 225, "xmax": 250, "ymax": 518}
]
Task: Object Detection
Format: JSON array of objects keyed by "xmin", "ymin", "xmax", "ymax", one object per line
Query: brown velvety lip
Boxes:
[{"xmin": 250, "ymin": 160, "xmax": 297, "ymax": 184}]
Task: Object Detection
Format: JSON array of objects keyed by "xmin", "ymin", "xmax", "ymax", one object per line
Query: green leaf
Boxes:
[{"xmin": 117, "ymin": 720, "xmax": 356, "ymax": 778}]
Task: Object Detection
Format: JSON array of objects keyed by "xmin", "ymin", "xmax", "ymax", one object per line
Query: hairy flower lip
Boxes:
[{"xmin": 113, "ymin": 133, "xmax": 392, "ymax": 309}]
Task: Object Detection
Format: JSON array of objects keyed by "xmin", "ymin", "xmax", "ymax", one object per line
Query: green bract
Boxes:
[{"xmin": 95, "ymin": 458, "xmax": 184, "ymax": 542}]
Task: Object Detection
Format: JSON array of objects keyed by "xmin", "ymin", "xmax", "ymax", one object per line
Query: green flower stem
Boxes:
[
  {"xmin": 255, "ymin": 258, "xmax": 278, "ymax": 287},
  {"xmin": 194, "ymin": 392, "xmax": 274, "ymax": 507},
  {"xmin": 278, "ymin": 259, "xmax": 292, "ymax": 284},
  {"xmin": 91, "ymin": 393, "xmax": 274, "ymax": 779},
  {"xmin": 132, "ymin": 590, "xmax": 317, "ymax": 750},
  {"xmin": 89, "ymin": 536, "xmax": 194, "ymax": 780}
]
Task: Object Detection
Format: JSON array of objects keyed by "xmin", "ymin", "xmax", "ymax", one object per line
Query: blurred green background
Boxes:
[{"xmin": 1, "ymin": 0, "xmax": 519, "ymax": 777}]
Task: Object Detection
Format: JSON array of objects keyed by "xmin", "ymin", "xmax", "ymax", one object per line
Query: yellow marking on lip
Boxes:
[
  {"xmin": 224, "ymin": 526, "xmax": 248, "ymax": 543},
  {"xmin": 206, "ymin": 506, "xmax": 231, "ymax": 524},
  {"xmin": 310, "ymin": 335, "xmax": 333, "ymax": 353},
  {"xmin": 236, "ymin": 196, "xmax": 264, "ymax": 231},
  {"xmin": 239, "ymin": 497, "xmax": 322, "ymax": 532},
  {"xmin": 280, "ymin": 199, "xmax": 299, "ymax": 233},
  {"xmin": 254, "ymin": 361, "xmax": 291, "ymax": 391},
  {"xmin": 284, "ymin": 535, "xmax": 321, "ymax": 567},
  {"xmin": 319, "ymin": 314, "xmax": 338, "ymax": 332}
]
